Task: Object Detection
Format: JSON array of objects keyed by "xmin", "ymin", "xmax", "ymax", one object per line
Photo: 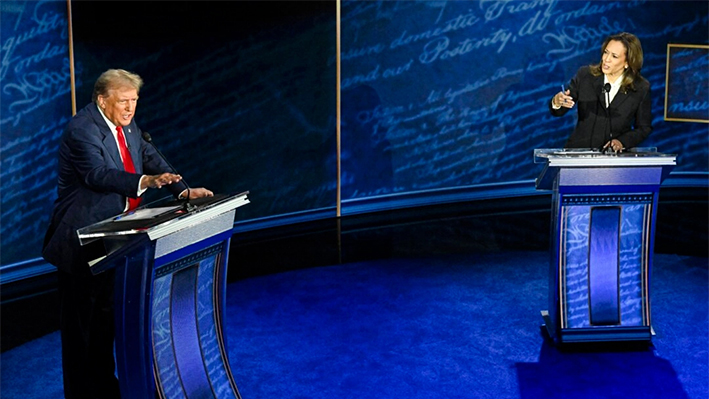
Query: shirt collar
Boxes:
[{"xmin": 603, "ymin": 73, "xmax": 624, "ymax": 89}]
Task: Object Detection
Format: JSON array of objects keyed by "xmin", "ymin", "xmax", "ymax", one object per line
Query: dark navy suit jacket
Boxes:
[
  {"xmin": 43, "ymin": 103, "xmax": 186, "ymax": 274},
  {"xmin": 550, "ymin": 66, "xmax": 652, "ymax": 149}
]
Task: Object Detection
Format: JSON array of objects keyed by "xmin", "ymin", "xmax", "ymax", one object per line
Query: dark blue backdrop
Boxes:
[
  {"xmin": 1, "ymin": 0, "xmax": 707, "ymax": 269},
  {"xmin": 1, "ymin": 0, "xmax": 73, "ymax": 269}
]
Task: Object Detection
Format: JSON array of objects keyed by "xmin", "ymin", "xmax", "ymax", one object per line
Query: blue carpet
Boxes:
[{"xmin": 1, "ymin": 251, "xmax": 707, "ymax": 398}]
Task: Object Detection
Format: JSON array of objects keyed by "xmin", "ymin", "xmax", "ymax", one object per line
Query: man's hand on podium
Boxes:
[
  {"xmin": 180, "ymin": 187, "xmax": 214, "ymax": 200},
  {"xmin": 142, "ymin": 172, "xmax": 182, "ymax": 189}
]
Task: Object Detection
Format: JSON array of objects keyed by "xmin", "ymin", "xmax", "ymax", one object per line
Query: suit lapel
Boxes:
[
  {"xmin": 87, "ymin": 104, "xmax": 142, "ymax": 173},
  {"xmin": 610, "ymin": 88, "xmax": 630, "ymax": 109},
  {"xmin": 103, "ymin": 132, "xmax": 124, "ymax": 171},
  {"xmin": 593, "ymin": 75, "xmax": 605, "ymax": 108},
  {"xmin": 88, "ymin": 104, "xmax": 124, "ymax": 170}
]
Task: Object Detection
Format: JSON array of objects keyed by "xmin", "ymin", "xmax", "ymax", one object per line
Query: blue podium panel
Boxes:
[
  {"xmin": 153, "ymin": 238, "xmax": 240, "ymax": 399},
  {"xmin": 535, "ymin": 150, "xmax": 675, "ymax": 344},
  {"xmin": 113, "ymin": 239, "xmax": 157, "ymax": 397},
  {"xmin": 558, "ymin": 196, "xmax": 650, "ymax": 332},
  {"xmin": 588, "ymin": 206, "xmax": 621, "ymax": 326}
]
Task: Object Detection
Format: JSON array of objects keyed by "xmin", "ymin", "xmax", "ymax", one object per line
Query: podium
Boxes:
[
  {"xmin": 535, "ymin": 149, "xmax": 676, "ymax": 343},
  {"xmin": 77, "ymin": 192, "xmax": 249, "ymax": 398}
]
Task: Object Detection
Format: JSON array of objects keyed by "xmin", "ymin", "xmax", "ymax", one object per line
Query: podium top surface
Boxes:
[
  {"xmin": 534, "ymin": 148, "xmax": 677, "ymax": 167},
  {"xmin": 77, "ymin": 191, "xmax": 249, "ymax": 245}
]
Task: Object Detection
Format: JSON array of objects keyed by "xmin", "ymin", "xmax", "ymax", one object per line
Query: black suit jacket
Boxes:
[
  {"xmin": 43, "ymin": 103, "xmax": 187, "ymax": 274},
  {"xmin": 550, "ymin": 66, "xmax": 652, "ymax": 149}
]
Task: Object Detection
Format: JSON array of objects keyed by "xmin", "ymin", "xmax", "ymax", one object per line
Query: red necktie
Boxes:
[{"xmin": 116, "ymin": 126, "xmax": 141, "ymax": 210}]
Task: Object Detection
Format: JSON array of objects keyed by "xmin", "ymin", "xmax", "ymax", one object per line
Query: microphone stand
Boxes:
[
  {"xmin": 141, "ymin": 132, "xmax": 197, "ymax": 212},
  {"xmin": 602, "ymin": 83, "xmax": 613, "ymax": 154}
]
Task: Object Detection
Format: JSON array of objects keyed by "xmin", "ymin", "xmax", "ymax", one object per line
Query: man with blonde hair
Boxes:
[{"xmin": 43, "ymin": 69, "xmax": 213, "ymax": 398}]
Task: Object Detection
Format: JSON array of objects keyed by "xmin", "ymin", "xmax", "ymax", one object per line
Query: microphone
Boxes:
[
  {"xmin": 141, "ymin": 131, "xmax": 195, "ymax": 211},
  {"xmin": 602, "ymin": 83, "xmax": 613, "ymax": 154}
]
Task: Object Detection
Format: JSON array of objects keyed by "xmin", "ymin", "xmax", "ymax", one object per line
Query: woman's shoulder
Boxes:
[
  {"xmin": 636, "ymin": 75, "xmax": 650, "ymax": 89},
  {"xmin": 576, "ymin": 65, "xmax": 595, "ymax": 77},
  {"xmin": 625, "ymin": 74, "xmax": 650, "ymax": 94}
]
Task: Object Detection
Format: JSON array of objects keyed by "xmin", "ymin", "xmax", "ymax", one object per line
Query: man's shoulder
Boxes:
[
  {"xmin": 64, "ymin": 104, "xmax": 106, "ymax": 141},
  {"xmin": 68, "ymin": 104, "xmax": 103, "ymax": 128},
  {"xmin": 72, "ymin": 103, "xmax": 99, "ymax": 120}
]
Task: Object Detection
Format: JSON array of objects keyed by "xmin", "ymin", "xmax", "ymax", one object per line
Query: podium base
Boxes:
[{"xmin": 540, "ymin": 310, "xmax": 653, "ymax": 344}]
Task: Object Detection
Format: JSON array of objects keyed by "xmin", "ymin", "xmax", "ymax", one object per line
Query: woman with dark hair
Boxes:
[{"xmin": 550, "ymin": 32, "xmax": 652, "ymax": 152}]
